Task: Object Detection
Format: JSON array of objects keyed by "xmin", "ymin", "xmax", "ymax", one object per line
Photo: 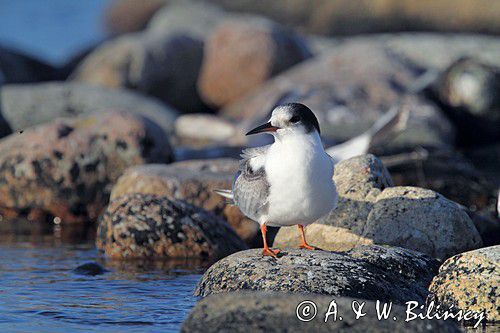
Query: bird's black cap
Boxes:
[{"xmin": 284, "ymin": 103, "xmax": 321, "ymax": 134}]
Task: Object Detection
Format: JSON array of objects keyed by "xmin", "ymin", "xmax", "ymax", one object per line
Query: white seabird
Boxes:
[{"xmin": 216, "ymin": 103, "xmax": 338, "ymax": 257}]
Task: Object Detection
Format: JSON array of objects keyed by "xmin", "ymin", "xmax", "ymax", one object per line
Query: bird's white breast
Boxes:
[{"xmin": 264, "ymin": 133, "xmax": 338, "ymax": 226}]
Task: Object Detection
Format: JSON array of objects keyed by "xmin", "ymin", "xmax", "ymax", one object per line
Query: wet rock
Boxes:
[
  {"xmin": 274, "ymin": 154, "xmax": 392, "ymax": 252},
  {"xmin": 0, "ymin": 82, "xmax": 177, "ymax": 135},
  {"xmin": 274, "ymin": 155, "xmax": 483, "ymax": 259},
  {"xmin": 0, "ymin": 111, "xmax": 172, "ymax": 223},
  {"xmin": 97, "ymin": 193, "xmax": 247, "ymax": 259},
  {"xmin": 222, "ymin": 38, "xmax": 454, "ymax": 149},
  {"xmin": 110, "ymin": 159, "xmax": 260, "ymax": 244},
  {"xmin": 147, "ymin": 1, "xmax": 226, "ymax": 39},
  {"xmin": 197, "ymin": 16, "xmax": 312, "ymax": 108},
  {"xmin": 73, "ymin": 262, "xmax": 108, "ymax": 276},
  {"xmin": 105, "ymin": 0, "xmax": 167, "ymax": 35},
  {"xmin": 71, "ymin": 32, "xmax": 206, "ymax": 113},
  {"xmin": 428, "ymin": 246, "xmax": 499, "ymax": 323},
  {"xmin": 195, "ymin": 245, "xmax": 439, "ymax": 305},
  {"xmin": 183, "ymin": 291, "xmax": 461, "ymax": 333},
  {"xmin": 429, "ymin": 57, "xmax": 500, "ymax": 145},
  {"xmin": 174, "ymin": 114, "xmax": 237, "ymax": 147}
]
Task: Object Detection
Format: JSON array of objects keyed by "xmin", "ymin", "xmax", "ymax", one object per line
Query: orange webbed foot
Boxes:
[
  {"xmin": 299, "ymin": 243, "xmax": 317, "ymax": 250},
  {"xmin": 262, "ymin": 248, "xmax": 281, "ymax": 258}
]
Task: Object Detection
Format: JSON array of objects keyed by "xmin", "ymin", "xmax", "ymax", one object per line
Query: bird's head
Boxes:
[{"xmin": 246, "ymin": 103, "xmax": 321, "ymax": 139}]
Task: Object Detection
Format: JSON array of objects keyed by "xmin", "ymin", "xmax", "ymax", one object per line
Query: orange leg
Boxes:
[
  {"xmin": 261, "ymin": 224, "xmax": 281, "ymax": 258},
  {"xmin": 298, "ymin": 224, "xmax": 315, "ymax": 250}
]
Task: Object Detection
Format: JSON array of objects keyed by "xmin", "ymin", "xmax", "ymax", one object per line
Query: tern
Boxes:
[{"xmin": 216, "ymin": 103, "xmax": 338, "ymax": 257}]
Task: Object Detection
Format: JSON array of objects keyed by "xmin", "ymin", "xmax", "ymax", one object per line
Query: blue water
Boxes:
[
  {"xmin": 0, "ymin": 243, "xmax": 204, "ymax": 333},
  {"xmin": 0, "ymin": 2, "xmax": 207, "ymax": 331},
  {"xmin": 0, "ymin": 0, "xmax": 110, "ymax": 65}
]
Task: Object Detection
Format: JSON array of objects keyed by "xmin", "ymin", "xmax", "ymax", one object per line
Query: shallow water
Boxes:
[{"xmin": 0, "ymin": 242, "xmax": 204, "ymax": 333}]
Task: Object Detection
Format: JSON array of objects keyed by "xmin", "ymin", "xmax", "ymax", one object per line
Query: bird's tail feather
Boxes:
[{"xmin": 213, "ymin": 189, "xmax": 235, "ymax": 205}]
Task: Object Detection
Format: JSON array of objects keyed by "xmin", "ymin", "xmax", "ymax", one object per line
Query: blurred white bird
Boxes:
[{"xmin": 326, "ymin": 106, "xmax": 410, "ymax": 164}]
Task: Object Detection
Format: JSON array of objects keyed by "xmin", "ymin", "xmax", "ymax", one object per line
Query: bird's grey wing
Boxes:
[{"xmin": 232, "ymin": 146, "xmax": 270, "ymax": 222}]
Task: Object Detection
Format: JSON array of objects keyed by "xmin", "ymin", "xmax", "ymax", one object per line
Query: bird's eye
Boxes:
[{"xmin": 290, "ymin": 116, "xmax": 300, "ymax": 123}]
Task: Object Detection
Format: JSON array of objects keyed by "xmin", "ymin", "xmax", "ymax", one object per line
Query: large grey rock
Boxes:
[
  {"xmin": 195, "ymin": 245, "xmax": 439, "ymax": 305},
  {"xmin": 365, "ymin": 187, "xmax": 482, "ymax": 260},
  {"xmin": 0, "ymin": 82, "xmax": 178, "ymax": 135},
  {"xmin": 182, "ymin": 291, "xmax": 460, "ymax": 333},
  {"xmin": 274, "ymin": 155, "xmax": 483, "ymax": 260},
  {"xmin": 71, "ymin": 31, "xmax": 206, "ymax": 113},
  {"xmin": 197, "ymin": 16, "xmax": 312, "ymax": 108},
  {"xmin": 428, "ymin": 246, "xmax": 499, "ymax": 323},
  {"xmin": 109, "ymin": 159, "xmax": 260, "ymax": 244},
  {"xmin": 0, "ymin": 111, "xmax": 172, "ymax": 223},
  {"xmin": 97, "ymin": 193, "xmax": 247, "ymax": 259},
  {"xmin": 222, "ymin": 36, "xmax": 455, "ymax": 150}
]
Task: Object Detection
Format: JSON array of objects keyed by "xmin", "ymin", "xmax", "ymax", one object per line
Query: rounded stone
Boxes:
[
  {"xmin": 274, "ymin": 155, "xmax": 483, "ymax": 260},
  {"xmin": 0, "ymin": 82, "xmax": 178, "ymax": 136},
  {"xmin": 182, "ymin": 291, "xmax": 460, "ymax": 333},
  {"xmin": 428, "ymin": 245, "xmax": 499, "ymax": 323},
  {"xmin": 197, "ymin": 16, "xmax": 311, "ymax": 108},
  {"xmin": 0, "ymin": 110, "xmax": 172, "ymax": 223},
  {"xmin": 110, "ymin": 159, "xmax": 260, "ymax": 243},
  {"xmin": 195, "ymin": 245, "xmax": 439, "ymax": 305},
  {"xmin": 71, "ymin": 32, "xmax": 206, "ymax": 113},
  {"xmin": 97, "ymin": 193, "xmax": 247, "ymax": 259},
  {"xmin": 365, "ymin": 186, "xmax": 482, "ymax": 260}
]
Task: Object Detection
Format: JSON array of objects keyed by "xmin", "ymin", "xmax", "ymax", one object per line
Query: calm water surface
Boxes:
[{"xmin": 0, "ymin": 242, "xmax": 204, "ymax": 333}]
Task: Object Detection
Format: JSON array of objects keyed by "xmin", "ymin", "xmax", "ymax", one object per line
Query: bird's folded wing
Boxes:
[{"xmin": 233, "ymin": 147, "xmax": 271, "ymax": 222}]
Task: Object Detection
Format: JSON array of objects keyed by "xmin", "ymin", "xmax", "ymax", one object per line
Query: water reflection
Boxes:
[
  {"xmin": 0, "ymin": 218, "xmax": 96, "ymax": 245},
  {"xmin": 0, "ymin": 223, "xmax": 205, "ymax": 332}
]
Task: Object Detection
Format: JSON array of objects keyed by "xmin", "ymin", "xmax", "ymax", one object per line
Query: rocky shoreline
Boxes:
[{"xmin": 1, "ymin": 0, "xmax": 498, "ymax": 331}]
